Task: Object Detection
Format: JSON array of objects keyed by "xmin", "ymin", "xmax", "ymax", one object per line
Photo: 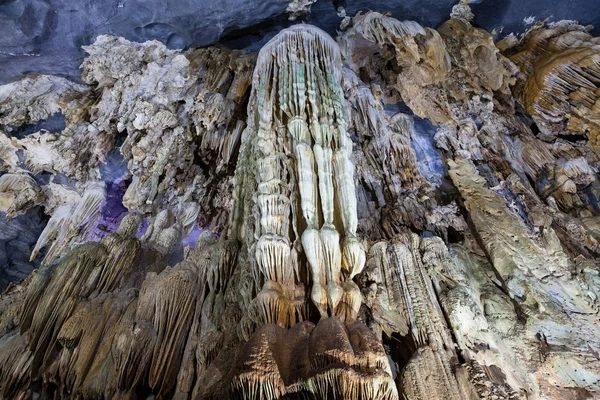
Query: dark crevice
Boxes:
[
  {"xmin": 583, "ymin": 186, "xmax": 600, "ymax": 215},
  {"xmin": 446, "ymin": 225, "xmax": 464, "ymax": 244},
  {"xmin": 435, "ymin": 176, "xmax": 460, "ymax": 206},
  {"xmin": 557, "ymin": 133, "xmax": 588, "ymax": 143},
  {"xmin": 5, "ymin": 112, "xmax": 66, "ymax": 138},
  {"xmin": 529, "ymin": 120, "xmax": 540, "ymax": 136},
  {"xmin": 383, "ymin": 331, "xmax": 417, "ymax": 373}
]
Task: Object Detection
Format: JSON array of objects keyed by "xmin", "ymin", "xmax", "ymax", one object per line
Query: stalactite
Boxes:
[
  {"xmin": 235, "ymin": 24, "xmax": 366, "ymax": 327},
  {"xmin": 507, "ymin": 21, "xmax": 600, "ymax": 145},
  {"xmin": 0, "ymin": 173, "xmax": 44, "ymax": 219},
  {"xmin": 0, "ymin": 75, "xmax": 88, "ymax": 128},
  {"xmin": 30, "ymin": 181, "xmax": 106, "ymax": 263},
  {"xmin": 21, "ymin": 242, "xmax": 109, "ymax": 376},
  {"xmin": 137, "ymin": 267, "xmax": 199, "ymax": 397}
]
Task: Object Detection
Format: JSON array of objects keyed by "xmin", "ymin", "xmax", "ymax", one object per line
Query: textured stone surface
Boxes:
[
  {"xmin": 2, "ymin": 3, "xmax": 600, "ymax": 399},
  {"xmin": 0, "ymin": 0, "xmax": 288, "ymax": 83}
]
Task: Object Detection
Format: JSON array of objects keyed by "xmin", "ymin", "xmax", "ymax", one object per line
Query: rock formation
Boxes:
[{"xmin": 1, "ymin": 3, "xmax": 600, "ymax": 399}]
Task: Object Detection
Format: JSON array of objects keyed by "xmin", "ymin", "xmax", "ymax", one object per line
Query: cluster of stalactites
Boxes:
[
  {"xmin": 339, "ymin": 11, "xmax": 451, "ymax": 123},
  {"xmin": 351, "ymin": 12, "xmax": 428, "ymax": 65},
  {"xmin": 508, "ymin": 22, "xmax": 600, "ymax": 145},
  {"xmin": 1, "ymin": 214, "xmax": 142, "ymax": 398},
  {"xmin": 247, "ymin": 25, "xmax": 365, "ymax": 327},
  {"xmin": 365, "ymin": 233, "xmax": 470, "ymax": 400},
  {"xmin": 31, "ymin": 181, "xmax": 106, "ymax": 263},
  {"xmin": 0, "ymin": 211, "xmax": 210, "ymax": 399}
]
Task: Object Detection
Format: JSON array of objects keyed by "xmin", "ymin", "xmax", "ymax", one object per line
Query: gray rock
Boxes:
[
  {"xmin": 0, "ymin": 207, "xmax": 47, "ymax": 290},
  {"xmin": 2, "ymin": 0, "xmax": 600, "ymax": 84},
  {"xmin": 0, "ymin": 0, "xmax": 289, "ymax": 83}
]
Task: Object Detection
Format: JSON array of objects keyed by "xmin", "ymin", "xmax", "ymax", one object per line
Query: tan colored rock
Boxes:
[
  {"xmin": 508, "ymin": 22, "xmax": 600, "ymax": 145},
  {"xmin": 231, "ymin": 317, "xmax": 398, "ymax": 400}
]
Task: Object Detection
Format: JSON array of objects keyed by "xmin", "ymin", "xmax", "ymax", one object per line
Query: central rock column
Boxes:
[{"xmin": 236, "ymin": 24, "xmax": 365, "ymax": 327}]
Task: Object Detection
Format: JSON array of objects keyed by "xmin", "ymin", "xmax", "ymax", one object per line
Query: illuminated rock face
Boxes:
[
  {"xmin": 233, "ymin": 25, "xmax": 364, "ymax": 329},
  {"xmin": 2, "ymin": 5, "xmax": 600, "ymax": 400},
  {"xmin": 506, "ymin": 22, "xmax": 600, "ymax": 146}
]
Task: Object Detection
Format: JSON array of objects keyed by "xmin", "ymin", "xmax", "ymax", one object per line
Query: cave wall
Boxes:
[{"xmin": 1, "ymin": 2, "xmax": 600, "ymax": 400}]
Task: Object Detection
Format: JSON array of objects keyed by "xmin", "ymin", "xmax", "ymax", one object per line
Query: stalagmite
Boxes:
[{"xmin": 231, "ymin": 318, "xmax": 398, "ymax": 400}]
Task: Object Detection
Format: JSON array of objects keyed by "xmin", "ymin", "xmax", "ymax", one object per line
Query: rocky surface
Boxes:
[
  {"xmin": 2, "ymin": 0, "xmax": 600, "ymax": 84},
  {"xmin": 0, "ymin": 208, "xmax": 46, "ymax": 290},
  {"xmin": 1, "ymin": 2, "xmax": 600, "ymax": 399}
]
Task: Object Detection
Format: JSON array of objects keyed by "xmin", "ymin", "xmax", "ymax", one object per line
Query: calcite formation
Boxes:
[
  {"xmin": 1, "ymin": 3, "xmax": 600, "ymax": 400},
  {"xmin": 505, "ymin": 21, "xmax": 600, "ymax": 145},
  {"xmin": 233, "ymin": 25, "xmax": 364, "ymax": 329}
]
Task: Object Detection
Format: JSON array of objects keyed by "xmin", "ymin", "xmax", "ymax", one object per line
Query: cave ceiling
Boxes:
[{"xmin": 1, "ymin": 0, "xmax": 600, "ymax": 83}]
